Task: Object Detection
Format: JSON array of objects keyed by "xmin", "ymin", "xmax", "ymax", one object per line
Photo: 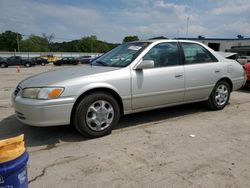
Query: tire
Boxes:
[
  {"xmin": 207, "ymin": 81, "xmax": 230, "ymax": 110},
  {"xmin": 0, "ymin": 63, "xmax": 7, "ymax": 68},
  {"xmin": 25, "ymin": 62, "xmax": 31, "ymax": 67},
  {"xmin": 41, "ymin": 62, "xmax": 45, "ymax": 66},
  {"xmin": 73, "ymin": 92, "xmax": 120, "ymax": 138}
]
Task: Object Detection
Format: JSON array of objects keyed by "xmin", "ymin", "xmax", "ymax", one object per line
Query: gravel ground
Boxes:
[{"xmin": 0, "ymin": 64, "xmax": 250, "ymax": 188}]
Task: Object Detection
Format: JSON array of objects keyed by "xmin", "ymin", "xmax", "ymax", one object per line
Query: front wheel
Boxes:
[
  {"xmin": 73, "ymin": 92, "xmax": 120, "ymax": 138},
  {"xmin": 207, "ymin": 81, "xmax": 230, "ymax": 110},
  {"xmin": 25, "ymin": 62, "xmax": 31, "ymax": 67}
]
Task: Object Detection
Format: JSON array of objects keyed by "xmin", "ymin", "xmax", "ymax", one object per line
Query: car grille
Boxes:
[{"xmin": 14, "ymin": 86, "xmax": 22, "ymax": 96}]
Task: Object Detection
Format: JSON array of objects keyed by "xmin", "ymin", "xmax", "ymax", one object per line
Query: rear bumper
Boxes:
[{"xmin": 12, "ymin": 94, "xmax": 75, "ymax": 127}]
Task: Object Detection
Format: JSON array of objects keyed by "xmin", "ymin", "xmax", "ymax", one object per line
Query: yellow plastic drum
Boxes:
[
  {"xmin": 0, "ymin": 134, "xmax": 25, "ymax": 163},
  {"xmin": 0, "ymin": 134, "xmax": 28, "ymax": 187}
]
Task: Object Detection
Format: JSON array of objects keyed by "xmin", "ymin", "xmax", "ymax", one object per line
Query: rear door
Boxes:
[
  {"xmin": 62, "ymin": 57, "xmax": 67, "ymax": 64},
  {"xmin": 8, "ymin": 56, "xmax": 20, "ymax": 66},
  {"xmin": 180, "ymin": 42, "xmax": 222, "ymax": 101}
]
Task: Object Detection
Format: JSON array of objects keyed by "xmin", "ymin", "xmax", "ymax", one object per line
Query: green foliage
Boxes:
[
  {"xmin": 0, "ymin": 30, "xmax": 119, "ymax": 53},
  {"xmin": 123, "ymin": 36, "xmax": 139, "ymax": 43},
  {"xmin": 20, "ymin": 35, "xmax": 49, "ymax": 52},
  {"xmin": 0, "ymin": 30, "xmax": 22, "ymax": 52},
  {"xmin": 50, "ymin": 40, "xmax": 80, "ymax": 52},
  {"xmin": 78, "ymin": 35, "xmax": 118, "ymax": 53}
]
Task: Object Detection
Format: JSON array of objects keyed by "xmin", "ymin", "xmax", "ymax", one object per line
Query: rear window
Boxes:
[{"xmin": 181, "ymin": 43, "xmax": 218, "ymax": 64}]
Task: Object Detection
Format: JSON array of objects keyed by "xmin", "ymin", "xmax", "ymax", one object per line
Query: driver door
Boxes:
[{"xmin": 131, "ymin": 42, "xmax": 185, "ymax": 110}]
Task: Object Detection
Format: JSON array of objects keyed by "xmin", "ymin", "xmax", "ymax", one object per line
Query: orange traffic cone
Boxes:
[{"xmin": 17, "ymin": 66, "xmax": 20, "ymax": 73}]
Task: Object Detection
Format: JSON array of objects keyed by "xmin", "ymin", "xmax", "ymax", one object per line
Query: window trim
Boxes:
[{"xmin": 179, "ymin": 42, "xmax": 218, "ymax": 65}]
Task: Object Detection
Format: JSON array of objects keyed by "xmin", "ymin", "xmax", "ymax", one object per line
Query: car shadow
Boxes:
[
  {"xmin": 0, "ymin": 102, "xmax": 208, "ymax": 148},
  {"xmin": 116, "ymin": 102, "xmax": 208, "ymax": 130},
  {"xmin": 238, "ymin": 87, "xmax": 250, "ymax": 93},
  {"xmin": 0, "ymin": 115, "xmax": 85, "ymax": 147}
]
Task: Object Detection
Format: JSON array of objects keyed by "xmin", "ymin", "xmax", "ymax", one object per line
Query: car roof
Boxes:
[{"xmin": 129, "ymin": 39, "xmax": 203, "ymax": 44}]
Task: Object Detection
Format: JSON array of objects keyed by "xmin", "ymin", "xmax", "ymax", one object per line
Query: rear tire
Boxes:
[
  {"xmin": 73, "ymin": 92, "xmax": 120, "ymax": 138},
  {"xmin": 0, "ymin": 63, "xmax": 7, "ymax": 68},
  {"xmin": 207, "ymin": 81, "xmax": 230, "ymax": 110}
]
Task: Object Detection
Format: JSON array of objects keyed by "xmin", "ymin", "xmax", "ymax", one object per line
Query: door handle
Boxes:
[
  {"xmin": 175, "ymin": 73, "xmax": 183, "ymax": 78},
  {"xmin": 215, "ymin": 69, "xmax": 221, "ymax": 73}
]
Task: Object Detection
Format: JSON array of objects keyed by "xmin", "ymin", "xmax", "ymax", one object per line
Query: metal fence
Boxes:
[{"xmin": 0, "ymin": 52, "xmax": 102, "ymax": 58}]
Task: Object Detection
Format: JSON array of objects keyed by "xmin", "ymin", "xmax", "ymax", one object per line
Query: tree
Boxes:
[
  {"xmin": 77, "ymin": 35, "xmax": 98, "ymax": 52},
  {"xmin": 237, "ymin": 35, "xmax": 244, "ymax": 39},
  {"xmin": 0, "ymin": 30, "xmax": 22, "ymax": 52},
  {"xmin": 122, "ymin": 36, "xmax": 139, "ymax": 43},
  {"xmin": 198, "ymin": 35, "xmax": 205, "ymax": 39},
  {"xmin": 42, "ymin": 33, "xmax": 55, "ymax": 51},
  {"xmin": 20, "ymin": 35, "xmax": 49, "ymax": 52},
  {"xmin": 77, "ymin": 35, "xmax": 114, "ymax": 53},
  {"xmin": 50, "ymin": 40, "xmax": 80, "ymax": 52}
]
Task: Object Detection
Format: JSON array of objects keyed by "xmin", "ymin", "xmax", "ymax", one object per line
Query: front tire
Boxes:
[
  {"xmin": 25, "ymin": 62, "xmax": 31, "ymax": 67},
  {"xmin": 73, "ymin": 92, "xmax": 120, "ymax": 138},
  {"xmin": 207, "ymin": 81, "xmax": 230, "ymax": 110}
]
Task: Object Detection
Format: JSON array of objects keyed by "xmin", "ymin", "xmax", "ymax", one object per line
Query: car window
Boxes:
[
  {"xmin": 9, "ymin": 56, "xmax": 16, "ymax": 60},
  {"xmin": 91, "ymin": 42, "xmax": 150, "ymax": 67},
  {"xmin": 181, "ymin": 43, "xmax": 217, "ymax": 64},
  {"xmin": 143, "ymin": 43, "xmax": 180, "ymax": 67}
]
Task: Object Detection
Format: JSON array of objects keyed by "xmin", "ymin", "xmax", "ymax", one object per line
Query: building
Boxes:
[{"xmin": 178, "ymin": 37, "xmax": 250, "ymax": 56}]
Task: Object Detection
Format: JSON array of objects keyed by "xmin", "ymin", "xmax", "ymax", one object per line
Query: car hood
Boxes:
[{"xmin": 19, "ymin": 65, "xmax": 120, "ymax": 88}]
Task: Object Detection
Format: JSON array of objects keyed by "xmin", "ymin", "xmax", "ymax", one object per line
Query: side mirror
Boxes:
[{"xmin": 135, "ymin": 60, "xmax": 154, "ymax": 70}]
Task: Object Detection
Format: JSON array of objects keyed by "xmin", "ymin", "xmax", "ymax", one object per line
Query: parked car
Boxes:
[
  {"xmin": 53, "ymin": 57, "xmax": 79, "ymax": 66},
  {"xmin": 32, "ymin": 57, "xmax": 49, "ymax": 66},
  {"xmin": 78, "ymin": 55, "xmax": 98, "ymax": 64},
  {"xmin": 243, "ymin": 62, "xmax": 250, "ymax": 87},
  {"xmin": 237, "ymin": 56, "xmax": 250, "ymax": 65},
  {"xmin": 42, "ymin": 55, "xmax": 59, "ymax": 63},
  {"xmin": 12, "ymin": 40, "xmax": 245, "ymax": 138},
  {"xmin": 0, "ymin": 56, "xmax": 35, "ymax": 68},
  {"xmin": 0, "ymin": 57, "xmax": 6, "ymax": 66}
]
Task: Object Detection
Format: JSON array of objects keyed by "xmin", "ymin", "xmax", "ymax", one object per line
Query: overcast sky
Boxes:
[{"xmin": 0, "ymin": 0, "xmax": 249, "ymax": 43}]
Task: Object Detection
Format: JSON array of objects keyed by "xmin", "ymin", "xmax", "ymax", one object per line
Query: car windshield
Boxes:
[{"xmin": 91, "ymin": 42, "xmax": 151, "ymax": 67}]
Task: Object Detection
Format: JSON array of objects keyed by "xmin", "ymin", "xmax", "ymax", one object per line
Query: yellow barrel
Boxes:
[{"xmin": 0, "ymin": 134, "xmax": 25, "ymax": 163}]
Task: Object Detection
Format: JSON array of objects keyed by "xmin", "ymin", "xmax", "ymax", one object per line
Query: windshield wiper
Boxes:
[{"xmin": 95, "ymin": 61, "xmax": 108, "ymax": 66}]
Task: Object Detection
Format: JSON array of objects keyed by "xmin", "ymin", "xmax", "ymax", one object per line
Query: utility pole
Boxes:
[
  {"xmin": 186, "ymin": 17, "xmax": 190, "ymax": 39},
  {"xmin": 16, "ymin": 33, "xmax": 20, "ymax": 52}
]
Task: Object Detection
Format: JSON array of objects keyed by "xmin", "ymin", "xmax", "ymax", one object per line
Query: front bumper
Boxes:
[{"xmin": 12, "ymin": 94, "xmax": 76, "ymax": 127}]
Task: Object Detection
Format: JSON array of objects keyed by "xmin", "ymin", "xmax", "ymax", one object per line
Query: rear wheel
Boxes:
[
  {"xmin": 207, "ymin": 81, "xmax": 230, "ymax": 110},
  {"xmin": 0, "ymin": 63, "xmax": 7, "ymax": 68},
  {"xmin": 73, "ymin": 92, "xmax": 120, "ymax": 138}
]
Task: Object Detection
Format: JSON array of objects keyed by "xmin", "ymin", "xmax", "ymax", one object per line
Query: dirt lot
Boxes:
[{"xmin": 1, "ymin": 64, "xmax": 250, "ymax": 188}]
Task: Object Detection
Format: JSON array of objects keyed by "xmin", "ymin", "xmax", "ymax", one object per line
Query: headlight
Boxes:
[{"xmin": 22, "ymin": 87, "xmax": 64, "ymax": 99}]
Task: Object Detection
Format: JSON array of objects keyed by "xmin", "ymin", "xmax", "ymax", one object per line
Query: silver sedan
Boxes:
[{"xmin": 12, "ymin": 39, "xmax": 245, "ymax": 137}]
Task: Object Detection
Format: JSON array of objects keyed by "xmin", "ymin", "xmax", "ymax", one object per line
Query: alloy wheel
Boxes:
[
  {"xmin": 86, "ymin": 100, "xmax": 114, "ymax": 131},
  {"xmin": 215, "ymin": 84, "xmax": 229, "ymax": 106}
]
